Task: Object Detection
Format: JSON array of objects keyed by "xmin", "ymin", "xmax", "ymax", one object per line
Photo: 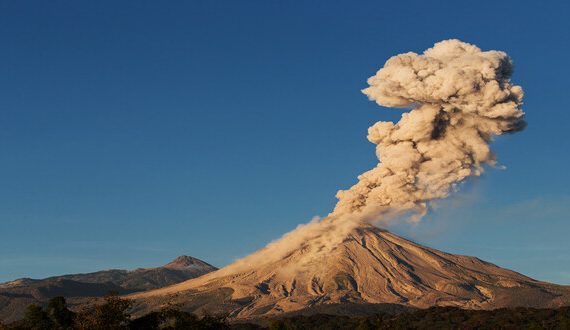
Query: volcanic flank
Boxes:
[
  {"xmin": 130, "ymin": 225, "xmax": 570, "ymax": 318},
  {"xmin": 129, "ymin": 40, "xmax": 570, "ymax": 318}
]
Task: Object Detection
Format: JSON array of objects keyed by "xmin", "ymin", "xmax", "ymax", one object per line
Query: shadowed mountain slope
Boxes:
[{"xmin": 0, "ymin": 255, "xmax": 216, "ymax": 322}]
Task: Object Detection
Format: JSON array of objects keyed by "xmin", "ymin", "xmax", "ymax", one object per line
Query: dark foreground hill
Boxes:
[{"xmin": 0, "ymin": 256, "xmax": 216, "ymax": 322}]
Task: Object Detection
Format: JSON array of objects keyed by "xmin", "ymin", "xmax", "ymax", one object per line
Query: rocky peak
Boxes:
[{"xmin": 163, "ymin": 255, "xmax": 215, "ymax": 270}]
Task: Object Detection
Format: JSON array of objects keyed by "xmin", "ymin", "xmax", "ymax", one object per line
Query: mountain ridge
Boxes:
[{"xmin": 0, "ymin": 255, "xmax": 216, "ymax": 322}]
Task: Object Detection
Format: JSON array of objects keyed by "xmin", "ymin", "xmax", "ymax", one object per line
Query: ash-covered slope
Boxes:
[
  {"xmin": 0, "ymin": 255, "xmax": 216, "ymax": 322},
  {"xmin": 130, "ymin": 226, "xmax": 570, "ymax": 319}
]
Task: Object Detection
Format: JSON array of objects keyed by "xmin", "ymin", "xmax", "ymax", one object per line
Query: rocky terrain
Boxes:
[{"xmin": 0, "ymin": 255, "xmax": 216, "ymax": 322}]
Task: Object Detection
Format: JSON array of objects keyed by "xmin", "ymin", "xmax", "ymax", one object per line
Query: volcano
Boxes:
[{"xmin": 129, "ymin": 224, "xmax": 570, "ymax": 319}]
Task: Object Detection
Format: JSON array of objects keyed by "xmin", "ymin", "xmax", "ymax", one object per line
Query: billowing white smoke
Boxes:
[{"xmin": 221, "ymin": 40, "xmax": 525, "ymax": 272}]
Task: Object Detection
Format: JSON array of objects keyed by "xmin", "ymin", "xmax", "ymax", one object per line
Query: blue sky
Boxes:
[{"xmin": 1, "ymin": 1, "xmax": 569, "ymax": 284}]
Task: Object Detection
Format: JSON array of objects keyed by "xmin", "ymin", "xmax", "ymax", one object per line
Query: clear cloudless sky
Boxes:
[{"xmin": 1, "ymin": 1, "xmax": 569, "ymax": 284}]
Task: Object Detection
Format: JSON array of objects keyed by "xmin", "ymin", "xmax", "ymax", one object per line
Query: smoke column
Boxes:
[
  {"xmin": 333, "ymin": 39, "xmax": 524, "ymax": 222},
  {"xmin": 224, "ymin": 40, "xmax": 525, "ymax": 271}
]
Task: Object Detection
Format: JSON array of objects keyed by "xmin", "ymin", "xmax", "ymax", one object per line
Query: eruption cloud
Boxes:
[
  {"xmin": 334, "ymin": 39, "xmax": 524, "ymax": 221},
  {"xmin": 223, "ymin": 40, "xmax": 525, "ymax": 272}
]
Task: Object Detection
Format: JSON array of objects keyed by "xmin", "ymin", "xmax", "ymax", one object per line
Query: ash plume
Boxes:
[
  {"xmin": 223, "ymin": 40, "xmax": 525, "ymax": 272},
  {"xmin": 333, "ymin": 39, "xmax": 525, "ymax": 221}
]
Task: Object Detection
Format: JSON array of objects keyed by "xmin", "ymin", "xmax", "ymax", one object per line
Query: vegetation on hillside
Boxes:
[
  {"xmin": 267, "ymin": 306, "xmax": 570, "ymax": 329},
  {"xmin": 3, "ymin": 297, "xmax": 570, "ymax": 329}
]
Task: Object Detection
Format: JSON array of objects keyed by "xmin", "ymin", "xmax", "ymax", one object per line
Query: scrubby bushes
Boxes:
[
  {"xmin": 5, "ymin": 295, "xmax": 229, "ymax": 330},
  {"xmin": 130, "ymin": 308, "xmax": 230, "ymax": 330},
  {"xmin": 73, "ymin": 295, "xmax": 132, "ymax": 330},
  {"xmin": 267, "ymin": 306, "xmax": 570, "ymax": 330},
  {"xmin": 14, "ymin": 298, "xmax": 75, "ymax": 330},
  {"xmin": 4, "ymin": 300, "xmax": 570, "ymax": 329}
]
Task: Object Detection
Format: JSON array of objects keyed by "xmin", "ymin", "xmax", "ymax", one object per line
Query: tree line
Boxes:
[
  {"xmin": 1, "ymin": 296, "xmax": 569, "ymax": 329},
  {"xmin": 1, "ymin": 294, "xmax": 231, "ymax": 330}
]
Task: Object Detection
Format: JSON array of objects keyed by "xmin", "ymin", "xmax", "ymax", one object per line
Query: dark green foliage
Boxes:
[
  {"xmin": 230, "ymin": 323, "xmax": 264, "ymax": 330},
  {"xmin": 5, "ymin": 303, "xmax": 570, "ymax": 329},
  {"xmin": 128, "ymin": 311, "xmax": 161, "ymax": 330},
  {"xmin": 46, "ymin": 297, "xmax": 74, "ymax": 329},
  {"xmin": 73, "ymin": 294, "xmax": 132, "ymax": 330},
  {"xmin": 268, "ymin": 314, "xmax": 355, "ymax": 330},
  {"xmin": 264, "ymin": 306, "xmax": 570, "ymax": 330},
  {"xmin": 129, "ymin": 308, "xmax": 229, "ymax": 329},
  {"xmin": 21, "ymin": 304, "xmax": 52, "ymax": 330},
  {"xmin": 8, "ymin": 297, "xmax": 75, "ymax": 330}
]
